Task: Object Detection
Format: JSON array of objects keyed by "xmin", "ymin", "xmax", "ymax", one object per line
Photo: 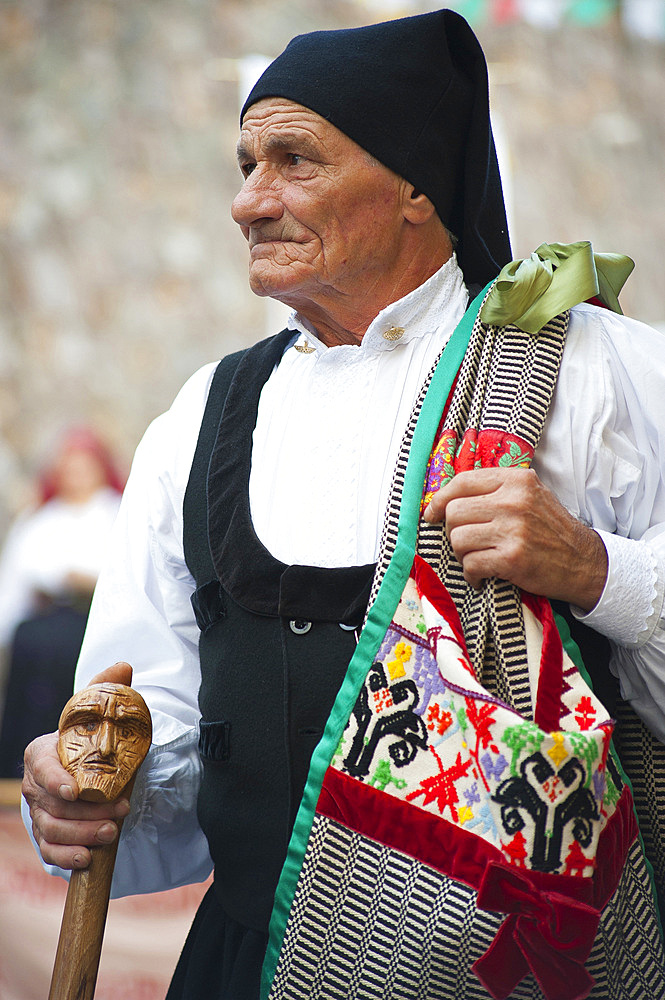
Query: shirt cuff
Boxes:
[
  {"xmin": 110, "ymin": 727, "xmax": 211, "ymax": 897},
  {"xmin": 571, "ymin": 530, "xmax": 664, "ymax": 647}
]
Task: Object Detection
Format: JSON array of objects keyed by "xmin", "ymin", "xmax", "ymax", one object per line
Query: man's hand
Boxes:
[
  {"xmin": 22, "ymin": 662, "xmax": 134, "ymax": 871},
  {"xmin": 423, "ymin": 468, "xmax": 608, "ymax": 611}
]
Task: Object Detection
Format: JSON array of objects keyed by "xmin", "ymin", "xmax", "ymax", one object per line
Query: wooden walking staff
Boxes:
[{"xmin": 48, "ymin": 681, "xmax": 152, "ymax": 1000}]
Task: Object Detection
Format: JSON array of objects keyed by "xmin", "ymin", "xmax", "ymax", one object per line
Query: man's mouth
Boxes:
[
  {"xmin": 81, "ymin": 757, "xmax": 117, "ymax": 772},
  {"xmin": 249, "ymin": 231, "xmax": 302, "ymax": 250},
  {"xmin": 250, "ymin": 237, "xmax": 287, "ymax": 249}
]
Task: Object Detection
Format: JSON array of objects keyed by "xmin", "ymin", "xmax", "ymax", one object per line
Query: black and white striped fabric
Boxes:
[{"xmin": 271, "ymin": 816, "xmax": 663, "ymax": 1000}]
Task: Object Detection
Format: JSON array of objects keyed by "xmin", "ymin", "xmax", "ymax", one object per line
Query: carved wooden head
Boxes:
[{"xmin": 57, "ymin": 683, "xmax": 152, "ymax": 802}]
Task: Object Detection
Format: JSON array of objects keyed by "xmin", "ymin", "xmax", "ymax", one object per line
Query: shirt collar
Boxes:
[{"xmin": 286, "ymin": 254, "xmax": 468, "ymax": 355}]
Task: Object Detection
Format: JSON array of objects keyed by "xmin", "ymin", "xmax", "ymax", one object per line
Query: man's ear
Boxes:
[{"xmin": 402, "ymin": 184, "xmax": 437, "ymax": 224}]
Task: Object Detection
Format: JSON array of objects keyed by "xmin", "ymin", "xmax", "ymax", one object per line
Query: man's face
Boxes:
[
  {"xmin": 231, "ymin": 99, "xmax": 409, "ymax": 319},
  {"xmin": 57, "ymin": 683, "xmax": 151, "ymax": 802}
]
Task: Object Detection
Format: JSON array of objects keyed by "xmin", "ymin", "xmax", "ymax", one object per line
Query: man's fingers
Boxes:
[
  {"xmin": 23, "ymin": 727, "xmax": 131, "ymax": 870},
  {"xmin": 444, "ymin": 497, "xmax": 500, "ymax": 536},
  {"xmin": 36, "ymin": 840, "xmax": 93, "ymax": 871},
  {"xmin": 32, "ymin": 814, "xmax": 117, "ymax": 871},
  {"xmin": 23, "ymin": 731, "xmax": 79, "ymax": 802},
  {"xmin": 34, "ymin": 807, "xmax": 119, "ymax": 849},
  {"xmin": 422, "ymin": 466, "xmax": 607, "ymax": 609},
  {"xmin": 424, "ymin": 468, "xmax": 506, "ymax": 523},
  {"xmin": 447, "ymin": 523, "xmax": 499, "ymax": 561},
  {"xmin": 89, "ymin": 660, "xmax": 133, "ymax": 687},
  {"xmin": 29, "ymin": 797, "xmax": 130, "ymax": 870}
]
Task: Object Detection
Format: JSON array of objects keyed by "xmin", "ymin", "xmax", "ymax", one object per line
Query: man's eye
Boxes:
[
  {"xmin": 288, "ymin": 153, "xmax": 305, "ymax": 166},
  {"xmin": 240, "ymin": 162, "xmax": 256, "ymax": 178},
  {"xmin": 75, "ymin": 722, "xmax": 98, "ymax": 735}
]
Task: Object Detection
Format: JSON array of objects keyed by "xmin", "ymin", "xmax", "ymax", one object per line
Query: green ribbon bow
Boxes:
[{"xmin": 480, "ymin": 241, "xmax": 634, "ymax": 335}]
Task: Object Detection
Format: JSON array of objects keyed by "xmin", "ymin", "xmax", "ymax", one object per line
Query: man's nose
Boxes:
[
  {"xmin": 97, "ymin": 719, "xmax": 116, "ymax": 756},
  {"xmin": 231, "ymin": 167, "xmax": 284, "ymax": 228}
]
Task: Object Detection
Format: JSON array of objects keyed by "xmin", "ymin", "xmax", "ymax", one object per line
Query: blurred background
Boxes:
[{"xmin": 1, "ymin": 0, "xmax": 665, "ymax": 997}]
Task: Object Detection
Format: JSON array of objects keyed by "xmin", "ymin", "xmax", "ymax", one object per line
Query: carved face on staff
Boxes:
[{"xmin": 58, "ymin": 683, "xmax": 152, "ymax": 802}]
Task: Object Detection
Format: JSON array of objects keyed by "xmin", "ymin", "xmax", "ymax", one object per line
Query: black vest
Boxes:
[{"xmin": 183, "ymin": 333, "xmax": 375, "ymax": 932}]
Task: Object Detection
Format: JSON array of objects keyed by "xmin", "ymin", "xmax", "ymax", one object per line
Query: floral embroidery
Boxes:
[
  {"xmin": 457, "ymin": 697, "xmax": 498, "ymax": 792},
  {"xmin": 568, "ymin": 732, "xmax": 600, "ymax": 787},
  {"xmin": 481, "ymin": 750, "xmax": 508, "ymax": 783},
  {"xmin": 502, "ymin": 721, "xmax": 545, "ymax": 776},
  {"xmin": 548, "ymin": 732, "xmax": 569, "ymax": 769},
  {"xmin": 411, "ymin": 641, "xmax": 447, "ymax": 711},
  {"xmin": 564, "ymin": 840, "xmax": 595, "ymax": 877},
  {"xmin": 602, "ymin": 772, "xmax": 621, "ymax": 809},
  {"xmin": 422, "ymin": 427, "xmax": 535, "ymax": 510},
  {"xmin": 502, "ymin": 830, "xmax": 528, "ymax": 868}
]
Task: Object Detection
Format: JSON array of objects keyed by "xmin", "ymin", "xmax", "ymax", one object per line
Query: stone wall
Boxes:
[{"xmin": 1, "ymin": 0, "xmax": 664, "ymax": 536}]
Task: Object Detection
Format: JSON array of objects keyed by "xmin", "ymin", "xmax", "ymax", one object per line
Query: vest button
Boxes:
[{"xmin": 289, "ymin": 619, "xmax": 312, "ymax": 635}]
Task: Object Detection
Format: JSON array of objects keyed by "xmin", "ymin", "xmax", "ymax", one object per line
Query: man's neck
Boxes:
[
  {"xmin": 287, "ymin": 249, "xmax": 454, "ymax": 348},
  {"xmin": 295, "ymin": 258, "xmax": 464, "ymax": 350}
]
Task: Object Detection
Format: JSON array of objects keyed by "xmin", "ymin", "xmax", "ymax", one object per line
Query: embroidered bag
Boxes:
[{"xmin": 262, "ymin": 282, "xmax": 665, "ymax": 1000}]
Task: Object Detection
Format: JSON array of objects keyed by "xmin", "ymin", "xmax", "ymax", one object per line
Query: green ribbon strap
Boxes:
[{"xmin": 480, "ymin": 241, "xmax": 634, "ymax": 335}]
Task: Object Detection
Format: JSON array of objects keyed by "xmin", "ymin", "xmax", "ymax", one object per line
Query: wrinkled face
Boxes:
[
  {"xmin": 58, "ymin": 683, "xmax": 151, "ymax": 802},
  {"xmin": 231, "ymin": 99, "xmax": 407, "ymax": 315}
]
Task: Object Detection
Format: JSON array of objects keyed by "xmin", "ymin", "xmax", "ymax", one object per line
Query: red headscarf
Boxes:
[{"xmin": 38, "ymin": 427, "xmax": 126, "ymax": 504}]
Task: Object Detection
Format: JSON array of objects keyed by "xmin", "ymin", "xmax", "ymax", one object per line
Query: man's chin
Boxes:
[
  {"xmin": 248, "ymin": 262, "xmax": 310, "ymax": 303},
  {"xmin": 77, "ymin": 769, "xmax": 130, "ymax": 802}
]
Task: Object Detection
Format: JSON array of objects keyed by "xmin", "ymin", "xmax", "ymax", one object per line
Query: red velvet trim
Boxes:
[
  {"xmin": 472, "ymin": 862, "xmax": 599, "ymax": 1000},
  {"xmin": 590, "ymin": 785, "xmax": 639, "ymax": 905},
  {"xmin": 318, "ymin": 764, "xmax": 504, "ymax": 890},
  {"xmin": 318, "ymin": 770, "xmax": 638, "ymax": 998},
  {"xmin": 318, "ymin": 769, "xmax": 637, "ymax": 911},
  {"xmin": 521, "ymin": 590, "xmax": 564, "ymax": 732},
  {"xmin": 411, "ymin": 555, "xmax": 470, "ymax": 658}
]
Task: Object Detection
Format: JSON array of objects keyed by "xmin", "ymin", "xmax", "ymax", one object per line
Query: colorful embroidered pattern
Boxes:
[
  {"xmin": 422, "ymin": 427, "xmax": 534, "ymax": 510},
  {"xmin": 335, "ymin": 561, "xmax": 618, "ymax": 879}
]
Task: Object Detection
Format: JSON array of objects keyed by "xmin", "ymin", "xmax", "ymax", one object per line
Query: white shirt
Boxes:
[
  {"xmin": 27, "ymin": 256, "xmax": 665, "ymax": 894},
  {"xmin": 250, "ymin": 256, "xmax": 468, "ymax": 566}
]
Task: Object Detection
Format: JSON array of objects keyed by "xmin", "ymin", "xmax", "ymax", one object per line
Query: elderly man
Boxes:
[{"xmin": 22, "ymin": 9, "xmax": 665, "ymax": 1000}]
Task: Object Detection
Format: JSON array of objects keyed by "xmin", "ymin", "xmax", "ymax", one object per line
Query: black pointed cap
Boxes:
[{"xmin": 241, "ymin": 9, "xmax": 511, "ymax": 288}]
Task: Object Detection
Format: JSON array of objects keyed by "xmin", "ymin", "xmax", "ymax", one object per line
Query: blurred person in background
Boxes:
[{"xmin": 0, "ymin": 427, "xmax": 123, "ymax": 777}]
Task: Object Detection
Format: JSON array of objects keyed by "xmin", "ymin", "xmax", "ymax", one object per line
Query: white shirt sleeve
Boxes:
[
  {"xmin": 533, "ymin": 303, "xmax": 665, "ymax": 741},
  {"xmin": 25, "ymin": 363, "xmax": 219, "ymax": 896}
]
